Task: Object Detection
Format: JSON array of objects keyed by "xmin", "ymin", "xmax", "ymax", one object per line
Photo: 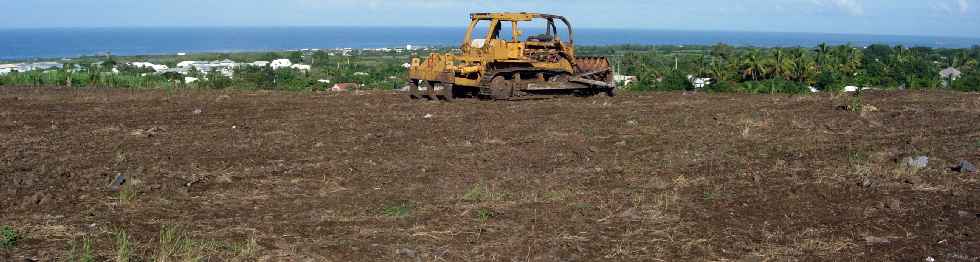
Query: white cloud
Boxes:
[{"xmin": 812, "ymin": 0, "xmax": 865, "ymax": 15}]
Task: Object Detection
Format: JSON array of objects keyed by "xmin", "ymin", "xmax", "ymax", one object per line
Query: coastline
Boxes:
[{"xmin": 2, "ymin": 27, "xmax": 979, "ymax": 61}]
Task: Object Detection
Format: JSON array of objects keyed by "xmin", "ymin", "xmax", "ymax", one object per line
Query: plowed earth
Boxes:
[{"xmin": 2, "ymin": 87, "xmax": 979, "ymax": 261}]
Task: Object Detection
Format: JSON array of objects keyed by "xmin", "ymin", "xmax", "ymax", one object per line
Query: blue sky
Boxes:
[{"xmin": 3, "ymin": 0, "xmax": 979, "ymax": 37}]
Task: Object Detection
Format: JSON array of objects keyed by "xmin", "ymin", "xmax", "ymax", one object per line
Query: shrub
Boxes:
[
  {"xmin": 704, "ymin": 80, "xmax": 738, "ymax": 93},
  {"xmin": 952, "ymin": 71, "xmax": 980, "ymax": 92},
  {"xmin": 1, "ymin": 226, "xmax": 20, "ymax": 249},
  {"xmin": 655, "ymin": 70, "xmax": 694, "ymax": 91},
  {"xmin": 816, "ymin": 70, "xmax": 844, "ymax": 92}
]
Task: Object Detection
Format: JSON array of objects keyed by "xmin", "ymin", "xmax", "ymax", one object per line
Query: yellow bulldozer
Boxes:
[{"xmin": 407, "ymin": 12, "xmax": 616, "ymax": 100}]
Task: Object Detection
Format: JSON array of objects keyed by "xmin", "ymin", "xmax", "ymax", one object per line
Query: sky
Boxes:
[{"xmin": 3, "ymin": 0, "xmax": 980, "ymax": 38}]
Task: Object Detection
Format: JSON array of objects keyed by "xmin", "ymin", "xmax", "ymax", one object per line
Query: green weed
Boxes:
[
  {"xmin": 543, "ymin": 191, "xmax": 567, "ymax": 202},
  {"xmin": 463, "ymin": 183, "xmax": 487, "ymax": 202},
  {"xmin": 848, "ymin": 94, "xmax": 863, "ymax": 112},
  {"xmin": 573, "ymin": 202, "xmax": 593, "ymax": 210},
  {"xmin": 382, "ymin": 204, "xmax": 412, "ymax": 218},
  {"xmin": 118, "ymin": 184, "xmax": 138, "ymax": 206},
  {"xmin": 462, "ymin": 182, "xmax": 508, "ymax": 202},
  {"xmin": 702, "ymin": 191, "xmax": 717, "ymax": 201},
  {"xmin": 66, "ymin": 237, "xmax": 95, "ymax": 262},
  {"xmin": 156, "ymin": 225, "xmax": 202, "ymax": 262},
  {"xmin": 475, "ymin": 208, "xmax": 496, "ymax": 222},
  {"xmin": 0, "ymin": 226, "xmax": 20, "ymax": 249},
  {"xmin": 113, "ymin": 230, "xmax": 132, "ymax": 262},
  {"xmin": 228, "ymin": 235, "xmax": 258, "ymax": 261},
  {"xmin": 848, "ymin": 151, "xmax": 869, "ymax": 164}
]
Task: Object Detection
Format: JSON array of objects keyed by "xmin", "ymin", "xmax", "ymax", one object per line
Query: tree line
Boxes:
[
  {"xmin": 581, "ymin": 44, "xmax": 980, "ymax": 93},
  {"xmin": 2, "ymin": 44, "xmax": 978, "ymax": 93}
]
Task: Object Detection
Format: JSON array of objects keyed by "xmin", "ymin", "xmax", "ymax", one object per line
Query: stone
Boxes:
[
  {"xmin": 23, "ymin": 192, "xmax": 50, "ymax": 208},
  {"xmin": 864, "ymin": 236, "xmax": 891, "ymax": 245},
  {"xmin": 108, "ymin": 174, "xmax": 126, "ymax": 192},
  {"xmin": 885, "ymin": 198, "xmax": 902, "ymax": 210},
  {"xmin": 903, "ymin": 156, "xmax": 929, "ymax": 169},
  {"xmin": 903, "ymin": 176, "xmax": 923, "ymax": 185},
  {"xmin": 955, "ymin": 160, "xmax": 976, "ymax": 173},
  {"xmin": 192, "ymin": 109, "xmax": 203, "ymax": 114},
  {"xmin": 396, "ymin": 248, "xmax": 417, "ymax": 257}
]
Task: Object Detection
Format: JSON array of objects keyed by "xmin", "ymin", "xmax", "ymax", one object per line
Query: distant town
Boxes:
[{"xmin": 0, "ymin": 45, "xmax": 431, "ymax": 89}]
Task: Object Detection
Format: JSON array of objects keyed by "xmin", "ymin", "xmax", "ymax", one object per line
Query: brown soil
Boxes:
[{"xmin": 1, "ymin": 87, "xmax": 979, "ymax": 261}]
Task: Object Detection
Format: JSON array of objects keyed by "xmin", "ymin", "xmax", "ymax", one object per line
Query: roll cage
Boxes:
[{"xmin": 463, "ymin": 12, "xmax": 575, "ymax": 48}]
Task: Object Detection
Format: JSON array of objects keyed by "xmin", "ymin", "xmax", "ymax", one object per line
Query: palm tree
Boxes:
[
  {"xmin": 709, "ymin": 59, "xmax": 732, "ymax": 83},
  {"xmin": 740, "ymin": 50, "xmax": 768, "ymax": 81},
  {"xmin": 769, "ymin": 49, "xmax": 794, "ymax": 81},
  {"xmin": 788, "ymin": 48, "xmax": 813, "ymax": 84},
  {"xmin": 842, "ymin": 46, "xmax": 863, "ymax": 76},
  {"xmin": 815, "ymin": 43, "xmax": 832, "ymax": 69}
]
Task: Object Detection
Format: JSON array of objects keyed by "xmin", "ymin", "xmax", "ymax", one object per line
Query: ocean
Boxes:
[{"xmin": 1, "ymin": 27, "xmax": 978, "ymax": 60}]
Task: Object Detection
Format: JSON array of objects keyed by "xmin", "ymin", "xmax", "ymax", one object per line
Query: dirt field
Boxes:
[{"xmin": 1, "ymin": 86, "xmax": 978, "ymax": 261}]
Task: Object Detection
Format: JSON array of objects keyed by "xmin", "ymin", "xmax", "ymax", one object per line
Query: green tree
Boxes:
[
  {"xmin": 288, "ymin": 51, "xmax": 304, "ymax": 64},
  {"xmin": 740, "ymin": 50, "xmax": 767, "ymax": 81},
  {"xmin": 769, "ymin": 49, "xmax": 793, "ymax": 81}
]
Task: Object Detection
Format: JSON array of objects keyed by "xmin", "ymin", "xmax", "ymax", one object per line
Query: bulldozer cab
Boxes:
[{"xmin": 463, "ymin": 13, "xmax": 575, "ymax": 60}]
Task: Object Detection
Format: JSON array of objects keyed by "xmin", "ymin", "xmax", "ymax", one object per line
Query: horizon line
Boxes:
[{"xmin": 2, "ymin": 25, "xmax": 980, "ymax": 40}]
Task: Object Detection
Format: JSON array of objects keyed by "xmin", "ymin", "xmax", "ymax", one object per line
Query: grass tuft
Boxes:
[
  {"xmin": 118, "ymin": 184, "xmax": 138, "ymax": 206},
  {"xmin": 476, "ymin": 208, "xmax": 496, "ymax": 222},
  {"xmin": 156, "ymin": 225, "xmax": 203, "ymax": 262},
  {"xmin": 463, "ymin": 183, "xmax": 487, "ymax": 202},
  {"xmin": 382, "ymin": 203, "xmax": 412, "ymax": 218},
  {"xmin": 0, "ymin": 226, "xmax": 20, "ymax": 249},
  {"xmin": 231, "ymin": 235, "xmax": 258, "ymax": 261},
  {"xmin": 113, "ymin": 229, "xmax": 133, "ymax": 262},
  {"xmin": 463, "ymin": 182, "xmax": 507, "ymax": 202},
  {"xmin": 66, "ymin": 236, "xmax": 95, "ymax": 262}
]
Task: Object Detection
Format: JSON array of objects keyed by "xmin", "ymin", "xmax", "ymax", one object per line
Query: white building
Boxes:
[
  {"xmin": 0, "ymin": 64, "xmax": 17, "ymax": 75},
  {"xmin": 614, "ymin": 75, "xmax": 638, "ymax": 87},
  {"xmin": 251, "ymin": 61, "xmax": 270, "ymax": 67},
  {"xmin": 177, "ymin": 61, "xmax": 199, "ymax": 68},
  {"xmin": 215, "ymin": 59, "xmax": 237, "ymax": 67},
  {"xmin": 270, "ymin": 59, "xmax": 292, "ymax": 70},
  {"xmin": 687, "ymin": 75, "xmax": 712, "ymax": 89},
  {"xmin": 129, "ymin": 62, "xmax": 169, "ymax": 72},
  {"xmin": 940, "ymin": 67, "xmax": 962, "ymax": 81},
  {"xmin": 175, "ymin": 60, "xmax": 238, "ymax": 77},
  {"xmin": 290, "ymin": 64, "xmax": 311, "ymax": 72}
]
